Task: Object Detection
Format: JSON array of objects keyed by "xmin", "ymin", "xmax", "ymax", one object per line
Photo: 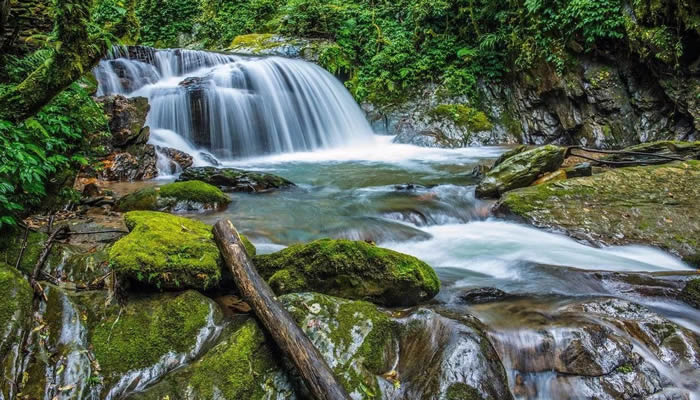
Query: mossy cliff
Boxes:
[
  {"xmin": 496, "ymin": 161, "xmax": 700, "ymax": 264},
  {"xmin": 116, "ymin": 180, "xmax": 231, "ymax": 212},
  {"xmin": 254, "ymin": 238, "xmax": 440, "ymax": 306}
]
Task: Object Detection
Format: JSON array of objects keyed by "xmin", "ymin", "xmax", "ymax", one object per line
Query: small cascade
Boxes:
[{"xmin": 94, "ymin": 46, "xmax": 374, "ymax": 159}]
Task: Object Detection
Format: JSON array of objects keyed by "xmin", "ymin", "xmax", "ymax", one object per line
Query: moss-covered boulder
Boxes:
[
  {"xmin": 116, "ymin": 180, "xmax": 231, "ymax": 212},
  {"xmin": 254, "ymin": 239, "xmax": 439, "ymax": 306},
  {"xmin": 495, "ymin": 161, "xmax": 700, "ymax": 264},
  {"xmin": 476, "ymin": 145, "xmax": 566, "ymax": 198},
  {"xmin": 680, "ymin": 279, "xmax": 700, "ymax": 309},
  {"xmin": 109, "ymin": 211, "xmax": 222, "ymax": 290},
  {"xmin": 178, "ymin": 166, "xmax": 295, "ymax": 193},
  {"xmin": 0, "ymin": 263, "xmax": 33, "ymax": 399}
]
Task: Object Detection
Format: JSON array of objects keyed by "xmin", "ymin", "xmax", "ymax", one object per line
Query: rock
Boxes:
[
  {"xmin": 109, "ymin": 211, "xmax": 222, "ymax": 291},
  {"xmin": 155, "ymin": 146, "xmax": 194, "ymax": 174},
  {"xmin": 603, "ymin": 140, "xmax": 700, "ymax": 165},
  {"xmin": 254, "ymin": 238, "xmax": 439, "ymax": 306},
  {"xmin": 680, "ymin": 279, "xmax": 700, "ymax": 309},
  {"xmin": 198, "ymin": 151, "xmax": 221, "ymax": 166},
  {"xmin": 98, "ymin": 95, "xmax": 151, "ymax": 147},
  {"xmin": 475, "ymin": 145, "xmax": 566, "ymax": 199},
  {"xmin": 82, "ymin": 182, "xmax": 102, "ymax": 197},
  {"xmin": 99, "ymin": 144, "xmax": 159, "ymax": 181},
  {"xmin": 178, "ymin": 166, "xmax": 295, "ymax": 192},
  {"xmin": 564, "ymin": 162, "xmax": 592, "ymax": 178},
  {"xmin": 532, "ymin": 169, "xmax": 567, "ymax": 185},
  {"xmin": 493, "ymin": 145, "xmax": 528, "ymax": 167},
  {"xmin": 458, "ymin": 287, "xmax": 511, "ymax": 304},
  {"xmin": 228, "ymin": 34, "xmax": 337, "ymax": 64},
  {"xmin": 495, "ymin": 161, "xmax": 700, "ymax": 263},
  {"xmin": 116, "ymin": 181, "xmax": 231, "ymax": 213},
  {"xmin": 0, "ymin": 263, "xmax": 33, "ymax": 400}
]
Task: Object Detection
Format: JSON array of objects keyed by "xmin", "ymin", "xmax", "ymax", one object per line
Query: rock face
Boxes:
[
  {"xmin": 178, "ymin": 166, "xmax": 295, "ymax": 192},
  {"xmin": 116, "ymin": 181, "xmax": 231, "ymax": 213},
  {"xmin": 680, "ymin": 279, "xmax": 700, "ymax": 309},
  {"xmin": 254, "ymin": 238, "xmax": 440, "ymax": 306},
  {"xmin": 495, "ymin": 160, "xmax": 700, "ymax": 264},
  {"xmin": 475, "ymin": 145, "xmax": 566, "ymax": 199},
  {"xmin": 370, "ymin": 55, "xmax": 698, "ymax": 148},
  {"xmin": 89, "ymin": 95, "xmax": 158, "ymax": 181},
  {"xmin": 109, "ymin": 211, "xmax": 223, "ymax": 290}
]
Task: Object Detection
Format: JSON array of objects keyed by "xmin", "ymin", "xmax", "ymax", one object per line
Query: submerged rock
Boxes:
[
  {"xmin": 109, "ymin": 211, "xmax": 222, "ymax": 290},
  {"xmin": 178, "ymin": 166, "xmax": 295, "ymax": 192},
  {"xmin": 475, "ymin": 145, "xmax": 566, "ymax": 199},
  {"xmin": 116, "ymin": 180, "xmax": 231, "ymax": 213},
  {"xmin": 495, "ymin": 161, "xmax": 700, "ymax": 264},
  {"xmin": 458, "ymin": 287, "xmax": 511, "ymax": 304},
  {"xmin": 254, "ymin": 238, "xmax": 440, "ymax": 306}
]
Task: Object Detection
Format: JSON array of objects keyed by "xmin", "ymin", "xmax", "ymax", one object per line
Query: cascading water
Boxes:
[{"xmin": 93, "ymin": 47, "xmax": 374, "ymax": 159}]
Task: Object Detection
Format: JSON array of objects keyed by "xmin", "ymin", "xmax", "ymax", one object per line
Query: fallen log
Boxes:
[{"xmin": 213, "ymin": 220, "xmax": 351, "ymax": 400}]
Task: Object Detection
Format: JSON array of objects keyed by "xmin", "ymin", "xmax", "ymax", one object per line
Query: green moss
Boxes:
[
  {"xmin": 188, "ymin": 319, "xmax": 280, "ymax": 399},
  {"xmin": 229, "ymin": 33, "xmax": 277, "ymax": 51},
  {"xmin": 446, "ymin": 383, "xmax": 484, "ymax": 400},
  {"xmin": 255, "ymin": 239, "xmax": 440, "ymax": 306},
  {"xmin": 109, "ymin": 211, "xmax": 222, "ymax": 290},
  {"xmin": 90, "ymin": 290, "xmax": 215, "ymax": 382},
  {"xmin": 0, "ymin": 229, "xmax": 48, "ymax": 275},
  {"xmin": 115, "ymin": 187, "xmax": 159, "ymax": 212},
  {"xmin": 159, "ymin": 180, "xmax": 230, "ymax": 205},
  {"xmin": 430, "ymin": 104, "xmax": 493, "ymax": 132},
  {"xmin": 616, "ymin": 364, "xmax": 634, "ymax": 374},
  {"xmin": 0, "ymin": 262, "xmax": 33, "ymax": 356}
]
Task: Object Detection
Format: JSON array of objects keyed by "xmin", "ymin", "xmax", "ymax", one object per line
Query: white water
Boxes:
[{"xmin": 94, "ymin": 47, "xmax": 374, "ymax": 159}]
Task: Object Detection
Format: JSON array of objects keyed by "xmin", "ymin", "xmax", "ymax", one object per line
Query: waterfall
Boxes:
[{"xmin": 93, "ymin": 47, "xmax": 374, "ymax": 159}]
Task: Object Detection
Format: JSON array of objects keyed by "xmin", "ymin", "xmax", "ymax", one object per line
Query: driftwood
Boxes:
[
  {"xmin": 565, "ymin": 145, "xmax": 687, "ymax": 167},
  {"xmin": 213, "ymin": 220, "xmax": 351, "ymax": 400}
]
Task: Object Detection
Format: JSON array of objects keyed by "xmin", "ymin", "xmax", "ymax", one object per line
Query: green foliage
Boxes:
[
  {"xmin": 135, "ymin": 0, "xmax": 201, "ymax": 47},
  {"xmin": 0, "ymin": 79, "xmax": 108, "ymax": 228}
]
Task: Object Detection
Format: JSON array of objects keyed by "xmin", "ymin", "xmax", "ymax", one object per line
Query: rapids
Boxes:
[{"xmin": 94, "ymin": 48, "xmax": 699, "ymax": 399}]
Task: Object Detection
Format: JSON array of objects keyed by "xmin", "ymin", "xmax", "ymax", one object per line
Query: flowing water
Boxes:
[{"xmin": 94, "ymin": 48, "xmax": 699, "ymax": 399}]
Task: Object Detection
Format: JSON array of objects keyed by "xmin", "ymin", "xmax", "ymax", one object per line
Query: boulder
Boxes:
[
  {"xmin": 254, "ymin": 238, "xmax": 440, "ymax": 306},
  {"xmin": 99, "ymin": 144, "xmax": 159, "ymax": 181},
  {"xmin": 476, "ymin": 145, "xmax": 566, "ymax": 198},
  {"xmin": 98, "ymin": 95, "xmax": 151, "ymax": 147},
  {"xmin": 495, "ymin": 161, "xmax": 700, "ymax": 264},
  {"xmin": 680, "ymin": 279, "xmax": 700, "ymax": 309},
  {"xmin": 116, "ymin": 181, "xmax": 230, "ymax": 213},
  {"xmin": 564, "ymin": 162, "xmax": 592, "ymax": 178},
  {"xmin": 109, "ymin": 211, "xmax": 222, "ymax": 290},
  {"xmin": 178, "ymin": 166, "xmax": 295, "ymax": 192},
  {"xmin": 493, "ymin": 145, "xmax": 528, "ymax": 167}
]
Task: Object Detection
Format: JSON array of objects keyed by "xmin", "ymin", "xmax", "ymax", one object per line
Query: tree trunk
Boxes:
[
  {"xmin": 0, "ymin": 0, "xmax": 106, "ymax": 123},
  {"xmin": 213, "ymin": 220, "xmax": 351, "ymax": 400}
]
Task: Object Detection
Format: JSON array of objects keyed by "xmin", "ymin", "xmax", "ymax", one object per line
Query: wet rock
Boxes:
[
  {"xmin": 116, "ymin": 180, "xmax": 230, "ymax": 213},
  {"xmin": 603, "ymin": 140, "xmax": 700, "ymax": 165},
  {"xmin": 99, "ymin": 144, "xmax": 159, "ymax": 181},
  {"xmin": 475, "ymin": 145, "xmax": 566, "ymax": 198},
  {"xmin": 155, "ymin": 146, "xmax": 194, "ymax": 174},
  {"xmin": 564, "ymin": 162, "xmax": 592, "ymax": 178},
  {"xmin": 0, "ymin": 263, "xmax": 33, "ymax": 400},
  {"xmin": 495, "ymin": 161, "xmax": 700, "ymax": 263},
  {"xmin": 178, "ymin": 166, "xmax": 295, "ymax": 192},
  {"xmin": 198, "ymin": 151, "xmax": 221, "ymax": 166},
  {"xmin": 458, "ymin": 287, "xmax": 511, "ymax": 304},
  {"xmin": 228, "ymin": 34, "xmax": 336, "ymax": 64},
  {"xmin": 254, "ymin": 238, "xmax": 440, "ymax": 306},
  {"xmin": 493, "ymin": 145, "xmax": 528, "ymax": 167},
  {"xmin": 680, "ymin": 279, "xmax": 700, "ymax": 309},
  {"xmin": 98, "ymin": 95, "xmax": 151, "ymax": 147},
  {"xmin": 109, "ymin": 211, "xmax": 222, "ymax": 291}
]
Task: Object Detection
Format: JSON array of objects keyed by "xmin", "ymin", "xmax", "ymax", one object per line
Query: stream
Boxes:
[{"xmin": 95, "ymin": 47, "xmax": 700, "ymax": 399}]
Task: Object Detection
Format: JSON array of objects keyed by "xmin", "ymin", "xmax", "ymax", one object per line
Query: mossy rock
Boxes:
[
  {"xmin": 0, "ymin": 229, "xmax": 55, "ymax": 275},
  {"xmin": 475, "ymin": 145, "xmax": 566, "ymax": 199},
  {"xmin": 116, "ymin": 180, "xmax": 230, "ymax": 212},
  {"xmin": 496, "ymin": 161, "xmax": 700, "ymax": 263},
  {"xmin": 680, "ymin": 279, "xmax": 700, "ymax": 309},
  {"xmin": 446, "ymin": 383, "xmax": 485, "ymax": 400},
  {"xmin": 127, "ymin": 292, "xmax": 398, "ymax": 400},
  {"xmin": 90, "ymin": 290, "xmax": 222, "ymax": 391},
  {"xmin": 254, "ymin": 239, "xmax": 440, "ymax": 306},
  {"xmin": 109, "ymin": 211, "xmax": 222, "ymax": 290},
  {"xmin": 0, "ymin": 262, "xmax": 33, "ymax": 385},
  {"xmin": 177, "ymin": 166, "xmax": 295, "ymax": 193},
  {"xmin": 430, "ymin": 104, "xmax": 493, "ymax": 132}
]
